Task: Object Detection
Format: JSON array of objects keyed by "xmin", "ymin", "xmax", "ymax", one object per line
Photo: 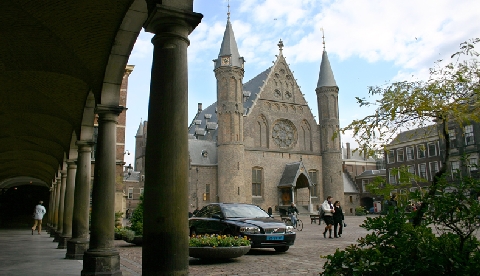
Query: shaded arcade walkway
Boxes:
[{"xmin": 0, "ymin": 229, "xmax": 82, "ymax": 275}]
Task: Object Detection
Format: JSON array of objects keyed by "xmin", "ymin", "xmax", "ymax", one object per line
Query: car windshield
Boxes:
[{"xmin": 222, "ymin": 205, "xmax": 270, "ymax": 218}]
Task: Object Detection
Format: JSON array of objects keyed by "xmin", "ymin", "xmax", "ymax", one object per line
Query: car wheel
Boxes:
[
  {"xmin": 274, "ymin": 246, "xmax": 289, "ymax": 252},
  {"xmin": 190, "ymin": 228, "xmax": 197, "ymax": 237}
]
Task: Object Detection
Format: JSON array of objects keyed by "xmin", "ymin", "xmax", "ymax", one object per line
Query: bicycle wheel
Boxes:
[{"xmin": 296, "ymin": 219, "xmax": 303, "ymax": 231}]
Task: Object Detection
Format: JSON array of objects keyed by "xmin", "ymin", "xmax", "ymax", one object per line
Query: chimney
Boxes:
[
  {"xmin": 346, "ymin": 142, "xmax": 351, "ymax": 159},
  {"xmin": 198, "ymin": 103, "xmax": 203, "ymax": 113}
]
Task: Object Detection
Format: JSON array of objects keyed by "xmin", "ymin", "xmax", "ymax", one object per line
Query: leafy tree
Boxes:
[
  {"xmin": 321, "ymin": 163, "xmax": 480, "ymax": 275},
  {"xmin": 129, "ymin": 195, "xmax": 143, "ymax": 235},
  {"xmin": 341, "ymin": 38, "xmax": 480, "ymax": 226}
]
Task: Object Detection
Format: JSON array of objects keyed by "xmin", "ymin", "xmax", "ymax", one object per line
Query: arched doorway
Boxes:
[
  {"xmin": 277, "ymin": 161, "xmax": 314, "ymax": 214},
  {"xmin": 0, "ymin": 185, "xmax": 49, "ymax": 228}
]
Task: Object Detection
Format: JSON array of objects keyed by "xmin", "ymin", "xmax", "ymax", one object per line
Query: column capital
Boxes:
[
  {"xmin": 95, "ymin": 104, "xmax": 125, "ymax": 116},
  {"xmin": 60, "ymin": 170, "xmax": 67, "ymax": 178},
  {"xmin": 144, "ymin": 5, "xmax": 202, "ymax": 42},
  {"xmin": 66, "ymin": 159, "xmax": 77, "ymax": 167},
  {"xmin": 75, "ymin": 140, "xmax": 95, "ymax": 151},
  {"xmin": 76, "ymin": 140, "xmax": 95, "ymax": 146}
]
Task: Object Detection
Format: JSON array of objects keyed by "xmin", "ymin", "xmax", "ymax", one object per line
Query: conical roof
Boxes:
[
  {"xmin": 214, "ymin": 19, "xmax": 244, "ymax": 69},
  {"xmin": 136, "ymin": 121, "xmax": 143, "ymax": 136},
  {"xmin": 317, "ymin": 51, "xmax": 337, "ymax": 88}
]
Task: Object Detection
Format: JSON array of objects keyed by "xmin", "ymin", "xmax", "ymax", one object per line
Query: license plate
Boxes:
[{"xmin": 266, "ymin": 235, "xmax": 284, "ymax": 241}]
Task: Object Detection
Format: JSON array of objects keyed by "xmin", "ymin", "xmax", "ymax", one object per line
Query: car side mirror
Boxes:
[{"xmin": 211, "ymin": 214, "xmax": 223, "ymax": 220}]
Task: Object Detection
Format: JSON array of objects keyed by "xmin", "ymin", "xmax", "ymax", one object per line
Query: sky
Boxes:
[{"xmin": 123, "ymin": 0, "xmax": 480, "ymax": 166}]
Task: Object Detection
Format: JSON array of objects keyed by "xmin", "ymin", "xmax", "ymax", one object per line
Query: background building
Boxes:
[{"xmin": 134, "ymin": 17, "xmax": 360, "ymax": 215}]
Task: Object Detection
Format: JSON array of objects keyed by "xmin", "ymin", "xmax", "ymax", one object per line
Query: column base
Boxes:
[
  {"xmin": 53, "ymin": 231, "xmax": 61, "ymax": 242},
  {"xmin": 50, "ymin": 228, "xmax": 57, "ymax": 237},
  {"xmin": 57, "ymin": 235, "xmax": 71, "ymax": 249},
  {"xmin": 66, "ymin": 239, "xmax": 89, "ymax": 260},
  {"xmin": 81, "ymin": 249, "xmax": 122, "ymax": 276}
]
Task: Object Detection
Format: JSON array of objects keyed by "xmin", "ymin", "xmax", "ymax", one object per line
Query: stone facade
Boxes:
[{"xmin": 133, "ymin": 19, "xmax": 364, "ymax": 215}]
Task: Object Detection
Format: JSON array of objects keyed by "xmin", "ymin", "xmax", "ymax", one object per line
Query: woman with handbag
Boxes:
[{"xmin": 332, "ymin": 201, "xmax": 344, "ymax": 238}]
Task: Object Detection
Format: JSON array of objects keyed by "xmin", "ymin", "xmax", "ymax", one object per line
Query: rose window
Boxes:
[{"xmin": 272, "ymin": 120, "xmax": 296, "ymax": 148}]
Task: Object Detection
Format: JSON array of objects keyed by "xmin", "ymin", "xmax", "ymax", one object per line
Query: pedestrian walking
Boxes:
[
  {"xmin": 322, "ymin": 196, "xmax": 335, "ymax": 238},
  {"xmin": 31, "ymin": 201, "xmax": 46, "ymax": 235},
  {"xmin": 332, "ymin": 201, "xmax": 344, "ymax": 238}
]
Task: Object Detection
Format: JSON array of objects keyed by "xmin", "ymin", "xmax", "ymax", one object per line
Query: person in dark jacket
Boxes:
[
  {"xmin": 332, "ymin": 201, "xmax": 344, "ymax": 238},
  {"xmin": 287, "ymin": 203, "xmax": 299, "ymax": 227}
]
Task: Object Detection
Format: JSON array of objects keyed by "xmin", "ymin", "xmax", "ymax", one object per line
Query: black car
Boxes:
[{"xmin": 189, "ymin": 203, "xmax": 296, "ymax": 252}]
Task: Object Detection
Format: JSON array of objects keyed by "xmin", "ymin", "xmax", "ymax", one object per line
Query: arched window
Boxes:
[
  {"xmin": 255, "ymin": 115, "xmax": 268, "ymax": 148},
  {"xmin": 301, "ymin": 120, "xmax": 311, "ymax": 151},
  {"xmin": 252, "ymin": 167, "xmax": 263, "ymax": 197}
]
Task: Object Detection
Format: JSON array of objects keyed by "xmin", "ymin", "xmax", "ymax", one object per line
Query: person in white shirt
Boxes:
[
  {"xmin": 321, "ymin": 196, "xmax": 335, "ymax": 238},
  {"xmin": 31, "ymin": 201, "xmax": 46, "ymax": 235}
]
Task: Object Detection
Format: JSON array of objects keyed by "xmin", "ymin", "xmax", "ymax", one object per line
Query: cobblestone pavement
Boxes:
[{"xmin": 117, "ymin": 215, "xmax": 374, "ymax": 276}]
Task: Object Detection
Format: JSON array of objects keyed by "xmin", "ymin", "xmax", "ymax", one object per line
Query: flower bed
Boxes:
[
  {"xmin": 189, "ymin": 234, "xmax": 250, "ymax": 247},
  {"xmin": 189, "ymin": 234, "xmax": 251, "ymax": 259}
]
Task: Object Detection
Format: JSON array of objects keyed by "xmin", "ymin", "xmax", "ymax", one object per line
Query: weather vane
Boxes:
[
  {"xmin": 320, "ymin": 27, "xmax": 325, "ymax": 51},
  {"xmin": 278, "ymin": 39, "xmax": 284, "ymax": 54},
  {"xmin": 227, "ymin": 0, "xmax": 230, "ymax": 20}
]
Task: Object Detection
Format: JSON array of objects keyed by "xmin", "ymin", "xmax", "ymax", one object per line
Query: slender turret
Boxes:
[
  {"xmin": 316, "ymin": 32, "xmax": 344, "ymax": 204},
  {"xmin": 214, "ymin": 8, "xmax": 246, "ymax": 203}
]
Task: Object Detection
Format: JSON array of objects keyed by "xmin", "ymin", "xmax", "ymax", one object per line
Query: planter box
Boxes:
[{"xmin": 189, "ymin": 246, "xmax": 251, "ymax": 259}]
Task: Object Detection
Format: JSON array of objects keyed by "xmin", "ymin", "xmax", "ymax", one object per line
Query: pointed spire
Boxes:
[
  {"xmin": 317, "ymin": 30, "xmax": 337, "ymax": 88},
  {"xmin": 214, "ymin": 3, "xmax": 244, "ymax": 70},
  {"xmin": 136, "ymin": 119, "xmax": 143, "ymax": 136}
]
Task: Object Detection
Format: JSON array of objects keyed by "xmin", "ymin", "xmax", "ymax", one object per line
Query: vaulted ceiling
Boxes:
[{"xmin": 0, "ymin": 0, "xmax": 194, "ymax": 188}]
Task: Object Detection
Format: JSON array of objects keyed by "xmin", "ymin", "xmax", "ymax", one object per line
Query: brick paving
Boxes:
[{"xmin": 116, "ymin": 215, "xmax": 374, "ymax": 276}]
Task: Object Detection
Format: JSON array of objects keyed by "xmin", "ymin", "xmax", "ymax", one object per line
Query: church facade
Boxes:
[{"xmin": 135, "ymin": 17, "xmax": 355, "ymax": 215}]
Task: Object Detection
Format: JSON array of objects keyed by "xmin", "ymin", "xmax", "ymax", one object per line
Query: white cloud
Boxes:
[
  {"xmin": 129, "ymin": 33, "xmax": 153, "ymax": 60},
  {"xmin": 287, "ymin": 0, "xmax": 480, "ymax": 74}
]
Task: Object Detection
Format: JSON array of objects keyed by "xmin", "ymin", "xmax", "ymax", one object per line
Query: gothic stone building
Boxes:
[{"xmin": 135, "ymin": 17, "xmax": 357, "ymax": 215}]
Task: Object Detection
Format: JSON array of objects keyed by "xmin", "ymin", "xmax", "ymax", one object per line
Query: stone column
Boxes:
[
  {"xmin": 55, "ymin": 170, "xmax": 67, "ymax": 241},
  {"xmin": 48, "ymin": 182, "xmax": 57, "ymax": 235},
  {"xmin": 142, "ymin": 6, "xmax": 202, "ymax": 275},
  {"xmin": 58, "ymin": 160, "xmax": 77, "ymax": 249},
  {"xmin": 47, "ymin": 183, "xmax": 55, "ymax": 228},
  {"xmin": 82, "ymin": 105, "xmax": 123, "ymax": 276},
  {"xmin": 51, "ymin": 177, "xmax": 61, "ymax": 235},
  {"xmin": 66, "ymin": 141, "xmax": 93, "ymax": 260}
]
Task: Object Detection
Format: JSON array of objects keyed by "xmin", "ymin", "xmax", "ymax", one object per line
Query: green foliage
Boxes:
[
  {"xmin": 115, "ymin": 211, "xmax": 123, "ymax": 221},
  {"xmin": 121, "ymin": 229, "xmax": 136, "ymax": 243},
  {"xmin": 189, "ymin": 234, "xmax": 251, "ymax": 247},
  {"xmin": 419, "ymin": 155, "xmax": 480, "ymax": 246},
  {"xmin": 129, "ymin": 195, "xmax": 143, "ymax": 235},
  {"xmin": 115, "ymin": 226, "xmax": 125, "ymax": 240},
  {"xmin": 321, "ymin": 166, "xmax": 480, "ymax": 275},
  {"xmin": 366, "ymin": 166, "xmax": 420, "ymax": 201},
  {"xmin": 355, "ymin": 206, "xmax": 366, "ymax": 216},
  {"xmin": 115, "ymin": 211, "xmax": 123, "ymax": 227}
]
